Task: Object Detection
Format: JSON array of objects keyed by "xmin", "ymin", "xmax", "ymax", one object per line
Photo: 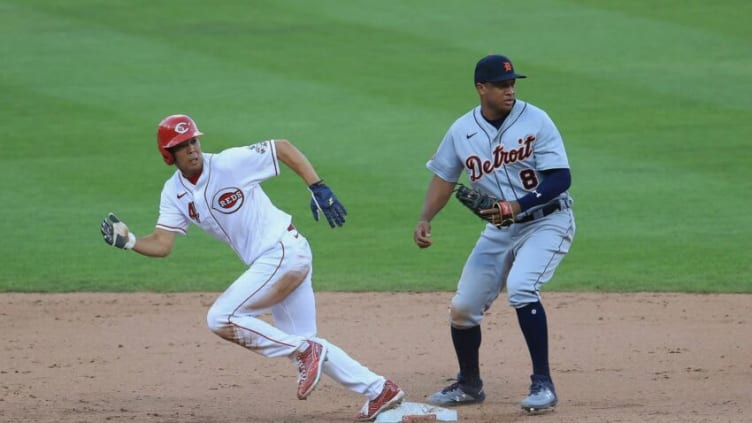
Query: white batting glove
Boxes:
[{"xmin": 100, "ymin": 213, "xmax": 137, "ymax": 250}]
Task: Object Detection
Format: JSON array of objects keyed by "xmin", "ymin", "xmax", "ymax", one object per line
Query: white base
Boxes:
[{"xmin": 375, "ymin": 402, "xmax": 458, "ymax": 422}]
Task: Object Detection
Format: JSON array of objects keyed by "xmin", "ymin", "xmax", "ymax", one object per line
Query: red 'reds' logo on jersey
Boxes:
[{"xmin": 212, "ymin": 187, "xmax": 244, "ymax": 214}]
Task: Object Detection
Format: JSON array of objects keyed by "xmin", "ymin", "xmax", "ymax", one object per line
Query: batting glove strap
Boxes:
[
  {"xmin": 308, "ymin": 180, "xmax": 347, "ymax": 228},
  {"xmin": 124, "ymin": 232, "xmax": 137, "ymax": 250}
]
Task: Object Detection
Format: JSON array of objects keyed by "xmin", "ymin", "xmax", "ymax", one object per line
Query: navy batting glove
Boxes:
[{"xmin": 309, "ymin": 180, "xmax": 347, "ymax": 228}]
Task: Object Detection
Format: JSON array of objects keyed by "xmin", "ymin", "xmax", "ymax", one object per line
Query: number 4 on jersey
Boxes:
[{"xmin": 188, "ymin": 202, "xmax": 200, "ymax": 222}]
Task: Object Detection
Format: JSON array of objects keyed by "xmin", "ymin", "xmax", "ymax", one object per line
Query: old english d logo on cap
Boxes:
[{"xmin": 474, "ymin": 54, "xmax": 527, "ymax": 83}]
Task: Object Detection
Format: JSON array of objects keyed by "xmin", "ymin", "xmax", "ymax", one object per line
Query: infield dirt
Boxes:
[{"xmin": 2, "ymin": 292, "xmax": 750, "ymax": 423}]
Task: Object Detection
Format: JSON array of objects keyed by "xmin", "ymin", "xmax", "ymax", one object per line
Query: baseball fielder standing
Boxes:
[
  {"xmin": 413, "ymin": 54, "xmax": 575, "ymax": 412},
  {"xmin": 100, "ymin": 114, "xmax": 404, "ymax": 421}
]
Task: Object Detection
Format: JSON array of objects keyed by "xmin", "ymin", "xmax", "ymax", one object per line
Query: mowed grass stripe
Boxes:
[{"xmin": 0, "ymin": 1, "xmax": 749, "ymax": 292}]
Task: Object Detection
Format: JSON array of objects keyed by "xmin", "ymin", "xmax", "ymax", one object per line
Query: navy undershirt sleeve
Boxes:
[{"xmin": 517, "ymin": 168, "xmax": 571, "ymax": 212}]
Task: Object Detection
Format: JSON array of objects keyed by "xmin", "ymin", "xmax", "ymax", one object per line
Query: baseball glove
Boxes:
[{"xmin": 455, "ymin": 184, "xmax": 514, "ymax": 228}]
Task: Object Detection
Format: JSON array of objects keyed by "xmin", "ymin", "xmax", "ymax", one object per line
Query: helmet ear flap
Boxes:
[
  {"xmin": 161, "ymin": 146, "xmax": 176, "ymax": 165},
  {"xmin": 157, "ymin": 115, "xmax": 203, "ymax": 165}
]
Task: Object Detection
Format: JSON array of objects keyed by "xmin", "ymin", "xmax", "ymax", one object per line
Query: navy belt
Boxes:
[{"xmin": 515, "ymin": 202, "xmax": 564, "ymax": 224}]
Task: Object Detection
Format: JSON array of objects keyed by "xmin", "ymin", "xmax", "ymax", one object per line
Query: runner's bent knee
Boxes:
[{"xmin": 206, "ymin": 301, "xmax": 235, "ymax": 340}]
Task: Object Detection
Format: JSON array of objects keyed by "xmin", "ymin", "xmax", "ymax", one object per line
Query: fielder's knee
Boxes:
[{"xmin": 449, "ymin": 300, "xmax": 481, "ymax": 328}]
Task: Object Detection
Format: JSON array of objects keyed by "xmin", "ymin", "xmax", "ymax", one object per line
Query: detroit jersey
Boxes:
[
  {"xmin": 156, "ymin": 140, "xmax": 291, "ymax": 265},
  {"xmin": 427, "ymin": 100, "xmax": 572, "ymax": 218}
]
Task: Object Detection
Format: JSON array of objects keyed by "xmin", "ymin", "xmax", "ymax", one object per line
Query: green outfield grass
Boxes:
[{"xmin": 1, "ymin": 0, "xmax": 750, "ymax": 293}]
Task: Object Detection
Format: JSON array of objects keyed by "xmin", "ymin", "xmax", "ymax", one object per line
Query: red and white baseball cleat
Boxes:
[
  {"xmin": 295, "ymin": 340, "xmax": 327, "ymax": 400},
  {"xmin": 356, "ymin": 379, "xmax": 406, "ymax": 421}
]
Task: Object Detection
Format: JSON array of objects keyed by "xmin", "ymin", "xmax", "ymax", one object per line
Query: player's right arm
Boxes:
[
  {"xmin": 131, "ymin": 228, "xmax": 176, "ymax": 258},
  {"xmin": 101, "ymin": 214, "xmax": 177, "ymax": 257},
  {"xmin": 415, "ymin": 123, "xmax": 465, "ymax": 248},
  {"xmin": 414, "ymin": 175, "xmax": 456, "ymax": 249}
]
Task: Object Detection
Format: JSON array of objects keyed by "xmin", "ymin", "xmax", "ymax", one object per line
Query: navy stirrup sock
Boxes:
[
  {"xmin": 516, "ymin": 301, "xmax": 550, "ymax": 378},
  {"xmin": 451, "ymin": 325, "xmax": 482, "ymax": 387}
]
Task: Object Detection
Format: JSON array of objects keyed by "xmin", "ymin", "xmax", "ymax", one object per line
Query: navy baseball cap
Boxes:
[{"xmin": 474, "ymin": 54, "xmax": 527, "ymax": 84}]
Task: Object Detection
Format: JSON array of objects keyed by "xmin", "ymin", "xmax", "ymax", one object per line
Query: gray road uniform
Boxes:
[
  {"xmin": 423, "ymin": 53, "xmax": 574, "ymax": 413},
  {"xmin": 427, "ymin": 100, "xmax": 575, "ymax": 318}
]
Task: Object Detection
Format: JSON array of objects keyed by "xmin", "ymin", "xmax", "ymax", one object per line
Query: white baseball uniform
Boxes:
[{"xmin": 156, "ymin": 140, "xmax": 386, "ymax": 398}]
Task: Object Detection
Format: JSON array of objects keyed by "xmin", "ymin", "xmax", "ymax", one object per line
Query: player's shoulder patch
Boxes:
[{"xmin": 248, "ymin": 140, "xmax": 271, "ymax": 154}]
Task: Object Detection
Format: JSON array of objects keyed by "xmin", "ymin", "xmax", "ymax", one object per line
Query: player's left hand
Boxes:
[
  {"xmin": 480, "ymin": 201, "xmax": 517, "ymax": 227},
  {"xmin": 100, "ymin": 212, "xmax": 137, "ymax": 249},
  {"xmin": 309, "ymin": 181, "xmax": 347, "ymax": 228},
  {"xmin": 455, "ymin": 184, "xmax": 517, "ymax": 228}
]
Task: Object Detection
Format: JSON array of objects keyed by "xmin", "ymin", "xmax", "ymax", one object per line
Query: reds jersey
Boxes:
[
  {"xmin": 427, "ymin": 100, "xmax": 572, "ymax": 218},
  {"xmin": 156, "ymin": 140, "xmax": 291, "ymax": 265}
]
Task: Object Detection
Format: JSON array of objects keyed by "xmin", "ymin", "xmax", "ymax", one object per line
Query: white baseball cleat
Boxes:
[{"xmin": 520, "ymin": 374, "xmax": 558, "ymax": 412}]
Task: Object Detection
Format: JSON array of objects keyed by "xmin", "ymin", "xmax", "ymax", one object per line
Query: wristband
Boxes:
[
  {"xmin": 125, "ymin": 232, "xmax": 137, "ymax": 250},
  {"xmin": 309, "ymin": 179, "xmax": 325, "ymax": 189}
]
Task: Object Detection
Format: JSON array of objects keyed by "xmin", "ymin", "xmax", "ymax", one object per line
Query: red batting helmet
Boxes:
[{"xmin": 157, "ymin": 114, "xmax": 204, "ymax": 165}]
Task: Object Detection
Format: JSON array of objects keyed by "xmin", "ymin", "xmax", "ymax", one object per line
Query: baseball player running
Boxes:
[
  {"xmin": 413, "ymin": 54, "xmax": 575, "ymax": 412},
  {"xmin": 100, "ymin": 114, "xmax": 404, "ymax": 421}
]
